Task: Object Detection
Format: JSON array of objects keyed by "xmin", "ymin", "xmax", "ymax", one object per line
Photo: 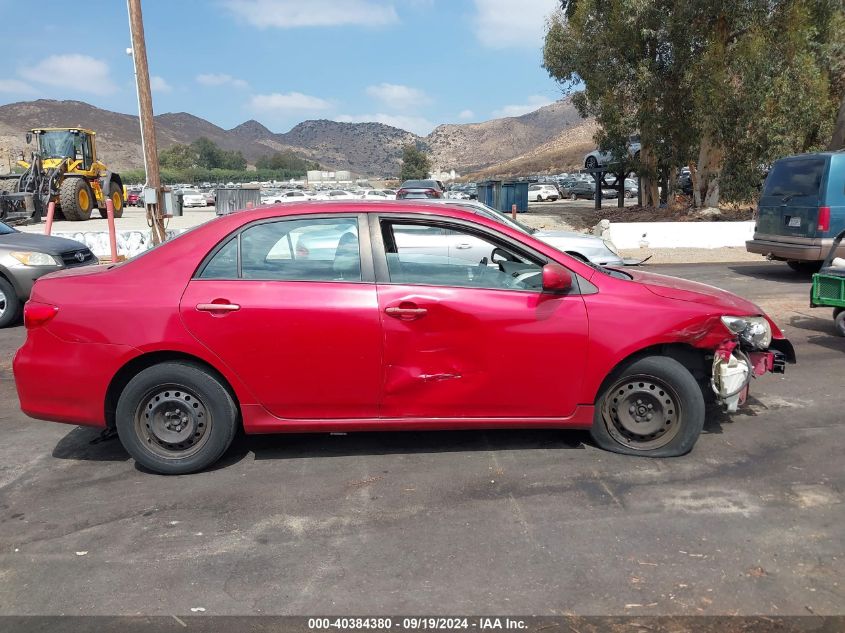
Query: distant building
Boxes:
[
  {"xmin": 307, "ymin": 170, "xmax": 353, "ymax": 186},
  {"xmin": 429, "ymin": 168, "xmax": 460, "ymax": 182}
]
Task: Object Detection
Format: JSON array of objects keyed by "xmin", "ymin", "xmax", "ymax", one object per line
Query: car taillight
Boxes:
[
  {"xmin": 24, "ymin": 302, "xmax": 58, "ymax": 329},
  {"xmin": 817, "ymin": 206, "xmax": 831, "ymax": 232},
  {"xmin": 424, "ymin": 188, "xmax": 440, "ymax": 197},
  {"xmin": 397, "ymin": 189, "xmax": 408, "ymax": 196}
]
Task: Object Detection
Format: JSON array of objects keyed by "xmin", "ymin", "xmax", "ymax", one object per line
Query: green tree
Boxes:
[
  {"xmin": 256, "ymin": 151, "xmax": 320, "ymax": 172},
  {"xmin": 159, "ymin": 143, "xmax": 196, "ymax": 170},
  {"xmin": 543, "ymin": 0, "xmax": 844, "ymax": 207},
  {"xmin": 399, "ymin": 144, "xmax": 431, "ymax": 181},
  {"xmin": 191, "ymin": 137, "xmax": 224, "ymax": 169}
]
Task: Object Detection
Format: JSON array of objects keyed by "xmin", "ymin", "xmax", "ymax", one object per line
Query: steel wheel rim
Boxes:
[
  {"xmin": 0, "ymin": 288, "xmax": 6, "ymax": 318},
  {"xmin": 134, "ymin": 383, "xmax": 212, "ymax": 460},
  {"xmin": 601, "ymin": 374, "xmax": 683, "ymax": 450}
]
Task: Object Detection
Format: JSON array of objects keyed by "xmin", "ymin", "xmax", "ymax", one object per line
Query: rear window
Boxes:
[
  {"xmin": 401, "ymin": 180, "xmax": 438, "ymax": 189},
  {"xmin": 763, "ymin": 158, "xmax": 826, "ymax": 198}
]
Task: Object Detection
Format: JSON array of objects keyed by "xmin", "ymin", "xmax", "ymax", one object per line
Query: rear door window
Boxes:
[{"xmin": 763, "ymin": 158, "xmax": 826, "ymax": 200}]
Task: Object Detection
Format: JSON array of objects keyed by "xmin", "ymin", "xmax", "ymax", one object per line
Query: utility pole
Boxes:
[{"xmin": 127, "ymin": 0, "xmax": 166, "ymax": 245}]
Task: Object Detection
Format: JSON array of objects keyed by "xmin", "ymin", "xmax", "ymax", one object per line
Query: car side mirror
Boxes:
[
  {"xmin": 25, "ymin": 132, "xmax": 32, "ymax": 145},
  {"xmin": 542, "ymin": 263, "xmax": 572, "ymax": 292}
]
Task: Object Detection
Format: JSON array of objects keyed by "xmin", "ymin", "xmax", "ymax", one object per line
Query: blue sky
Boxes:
[{"xmin": 0, "ymin": 0, "xmax": 564, "ymax": 136}]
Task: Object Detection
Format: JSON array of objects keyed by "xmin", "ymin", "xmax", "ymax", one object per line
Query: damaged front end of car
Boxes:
[{"xmin": 710, "ymin": 316, "xmax": 796, "ymax": 412}]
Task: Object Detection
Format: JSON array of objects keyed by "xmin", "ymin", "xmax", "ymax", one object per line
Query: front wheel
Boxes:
[
  {"xmin": 0, "ymin": 277, "xmax": 21, "ymax": 328},
  {"xmin": 570, "ymin": 193, "xmax": 577, "ymax": 200},
  {"xmin": 116, "ymin": 362, "xmax": 238, "ymax": 474},
  {"xmin": 591, "ymin": 356, "xmax": 704, "ymax": 457},
  {"xmin": 585, "ymin": 156, "xmax": 599, "ymax": 169}
]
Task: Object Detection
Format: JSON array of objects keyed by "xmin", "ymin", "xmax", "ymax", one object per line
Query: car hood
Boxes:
[
  {"xmin": 624, "ymin": 268, "xmax": 761, "ymax": 313},
  {"xmin": 0, "ymin": 232, "xmax": 89, "ymax": 255}
]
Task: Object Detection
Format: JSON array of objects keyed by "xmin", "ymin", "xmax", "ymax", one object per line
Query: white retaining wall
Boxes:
[
  {"xmin": 49, "ymin": 229, "xmax": 187, "ymax": 259},
  {"xmin": 607, "ymin": 221, "xmax": 755, "ymax": 249}
]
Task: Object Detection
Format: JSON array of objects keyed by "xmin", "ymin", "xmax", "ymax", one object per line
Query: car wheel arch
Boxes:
[
  {"xmin": 588, "ymin": 342, "xmax": 710, "ymax": 406},
  {"xmin": 104, "ymin": 351, "xmax": 243, "ymax": 430},
  {"xmin": 0, "ymin": 267, "xmax": 24, "ymax": 299}
]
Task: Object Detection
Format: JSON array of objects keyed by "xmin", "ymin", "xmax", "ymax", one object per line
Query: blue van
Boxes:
[{"xmin": 747, "ymin": 151, "xmax": 845, "ymax": 271}]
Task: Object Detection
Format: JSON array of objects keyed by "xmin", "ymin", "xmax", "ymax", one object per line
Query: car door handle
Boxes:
[
  {"xmin": 385, "ymin": 306, "xmax": 427, "ymax": 320},
  {"xmin": 454, "ymin": 243, "xmax": 472, "ymax": 249},
  {"xmin": 196, "ymin": 302, "xmax": 240, "ymax": 312}
]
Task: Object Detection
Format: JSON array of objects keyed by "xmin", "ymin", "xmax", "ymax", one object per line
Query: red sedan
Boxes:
[{"xmin": 13, "ymin": 202, "xmax": 795, "ymax": 474}]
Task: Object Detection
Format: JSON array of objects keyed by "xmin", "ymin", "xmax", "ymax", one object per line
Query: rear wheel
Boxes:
[
  {"xmin": 787, "ymin": 260, "xmax": 822, "ymax": 274},
  {"xmin": 59, "ymin": 178, "xmax": 94, "ymax": 221},
  {"xmin": 835, "ymin": 309, "xmax": 845, "ymax": 337},
  {"xmin": 585, "ymin": 156, "xmax": 599, "ymax": 169},
  {"xmin": 115, "ymin": 362, "xmax": 238, "ymax": 475},
  {"xmin": 591, "ymin": 356, "xmax": 705, "ymax": 457},
  {"xmin": 98, "ymin": 181, "xmax": 125, "ymax": 219},
  {"xmin": 570, "ymin": 193, "xmax": 577, "ymax": 200},
  {"xmin": 0, "ymin": 277, "xmax": 21, "ymax": 328}
]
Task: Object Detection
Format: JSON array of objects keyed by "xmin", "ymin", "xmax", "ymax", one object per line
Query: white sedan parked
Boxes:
[
  {"xmin": 181, "ymin": 189, "xmax": 208, "ymax": 207},
  {"xmin": 360, "ymin": 189, "xmax": 391, "ymax": 200},
  {"xmin": 527, "ymin": 184, "xmax": 560, "ymax": 202}
]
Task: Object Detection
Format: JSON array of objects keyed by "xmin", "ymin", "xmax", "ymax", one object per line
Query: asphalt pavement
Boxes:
[{"xmin": 0, "ymin": 261, "xmax": 842, "ymax": 616}]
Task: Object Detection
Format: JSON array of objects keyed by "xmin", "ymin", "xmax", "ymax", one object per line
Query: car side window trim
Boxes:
[
  {"xmin": 369, "ymin": 213, "xmax": 585, "ymax": 296},
  {"xmin": 193, "ymin": 213, "xmax": 375, "ymax": 283}
]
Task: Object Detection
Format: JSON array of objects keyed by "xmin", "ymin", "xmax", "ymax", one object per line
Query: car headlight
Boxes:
[
  {"xmin": 721, "ymin": 316, "xmax": 772, "ymax": 350},
  {"xmin": 9, "ymin": 251, "xmax": 61, "ymax": 266}
]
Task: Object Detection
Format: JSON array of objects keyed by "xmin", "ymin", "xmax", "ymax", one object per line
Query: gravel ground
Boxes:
[{"xmin": 619, "ymin": 247, "xmax": 765, "ymax": 264}]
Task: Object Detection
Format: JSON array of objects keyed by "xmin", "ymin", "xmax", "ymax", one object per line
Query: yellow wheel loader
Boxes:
[{"xmin": 0, "ymin": 128, "xmax": 125, "ymax": 222}]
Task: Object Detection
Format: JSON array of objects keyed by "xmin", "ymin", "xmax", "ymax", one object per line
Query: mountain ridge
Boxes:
[{"xmin": 0, "ymin": 97, "xmax": 592, "ymax": 177}]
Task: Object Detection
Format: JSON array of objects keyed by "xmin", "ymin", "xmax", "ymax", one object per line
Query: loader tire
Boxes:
[
  {"xmin": 59, "ymin": 178, "xmax": 94, "ymax": 221},
  {"xmin": 98, "ymin": 181, "xmax": 125, "ymax": 219}
]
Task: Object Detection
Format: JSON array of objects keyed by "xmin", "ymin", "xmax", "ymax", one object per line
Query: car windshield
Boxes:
[{"xmin": 0, "ymin": 222, "xmax": 16, "ymax": 235}]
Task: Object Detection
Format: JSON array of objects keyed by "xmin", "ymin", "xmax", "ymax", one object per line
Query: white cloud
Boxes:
[
  {"xmin": 250, "ymin": 92, "xmax": 332, "ymax": 112},
  {"xmin": 196, "ymin": 73, "xmax": 249, "ymax": 89},
  {"xmin": 458, "ymin": 109, "xmax": 475, "ymax": 120},
  {"xmin": 492, "ymin": 94, "xmax": 553, "ymax": 118},
  {"xmin": 150, "ymin": 75, "xmax": 172, "ymax": 93},
  {"xmin": 365, "ymin": 83, "xmax": 430, "ymax": 110},
  {"xmin": 473, "ymin": 0, "xmax": 558, "ymax": 48},
  {"xmin": 222, "ymin": 0, "xmax": 399, "ymax": 28},
  {"xmin": 0, "ymin": 79, "xmax": 35, "ymax": 94},
  {"xmin": 19, "ymin": 54, "xmax": 116, "ymax": 95},
  {"xmin": 335, "ymin": 113, "xmax": 435, "ymax": 135}
]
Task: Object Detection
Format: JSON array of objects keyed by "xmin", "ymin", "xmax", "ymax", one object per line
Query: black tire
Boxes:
[
  {"xmin": 590, "ymin": 356, "xmax": 705, "ymax": 457},
  {"xmin": 98, "ymin": 181, "xmax": 125, "ymax": 219},
  {"xmin": 787, "ymin": 260, "xmax": 822, "ymax": 274},
  {"xmin": 570, "ymin": 193, "xmax": 577, "ymax": 200},
  {"xmin": 0, "ymin": 277, "xmax": 21, "ymax": 328},
  {"xmin": 59, "ymin": 178, "xmax": 94, "ymax": 221},
  {"xmin": 835, "ymin": 309, "xmax": 845, "ymax": 337},
  {"xmin": 585, "ymin": 156, "xmax": 598, "ymax": 169},
  {"xmin": 115, "ymin": 362, "xmax": 238, "ymax": 475}
]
